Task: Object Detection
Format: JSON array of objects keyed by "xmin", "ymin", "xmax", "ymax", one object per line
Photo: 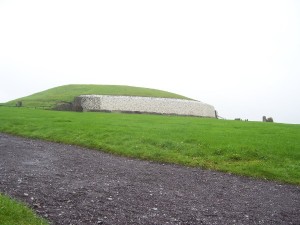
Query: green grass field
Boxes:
[
  {"xmin": 0, "ymin": 194, "xmax": 48, "ymax": 225},
  {"xmin": 5, "ymin": 84, "xmax": 190, "ymax": 108},
  {"xmin": 0, "ymin": 107, "xmax": 299, "ymax": 184}
]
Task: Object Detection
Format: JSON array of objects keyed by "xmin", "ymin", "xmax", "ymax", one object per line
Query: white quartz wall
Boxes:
[{"xmin": 77, "ymin": 95, "xmax": 216, "ymax": 118}]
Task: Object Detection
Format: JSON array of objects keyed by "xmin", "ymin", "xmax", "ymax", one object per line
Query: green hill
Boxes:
[{"xmin": 5, "ymin": 84, "xmax": 191, "ymax": 108}]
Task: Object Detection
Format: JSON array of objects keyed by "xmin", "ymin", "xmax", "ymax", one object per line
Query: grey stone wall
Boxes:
[{"xmin": 75, "ymin": 95, "xmax": 216, "ymax": 118}]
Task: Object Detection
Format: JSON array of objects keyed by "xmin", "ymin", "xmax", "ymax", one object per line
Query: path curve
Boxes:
[{"xmin": 0, "ymin": 133, "xmax": 299, "ymax": 225}]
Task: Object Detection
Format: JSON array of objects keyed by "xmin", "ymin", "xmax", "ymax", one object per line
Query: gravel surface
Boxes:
[{"xmin": 0, "ymin": 133, "xmax": 299, "ymax": 225}]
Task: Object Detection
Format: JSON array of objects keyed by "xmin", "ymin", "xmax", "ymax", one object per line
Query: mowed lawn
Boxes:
[
  {"xmin": 0, "ymin": 194, "xmax": 48, "ymax": 225},
  {"xmin": 0, "ymin": 107, "xmax": 299, "ymax": 184}
]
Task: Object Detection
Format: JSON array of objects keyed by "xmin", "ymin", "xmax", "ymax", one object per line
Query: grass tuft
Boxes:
[{"xmin": 0, "ymin": 193, "xmax": 48, "ymax": 225}]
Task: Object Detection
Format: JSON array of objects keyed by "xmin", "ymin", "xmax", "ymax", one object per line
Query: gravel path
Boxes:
[{"xmin": 0, "ymin": 133, "xmax": 299, "ymax": 225}]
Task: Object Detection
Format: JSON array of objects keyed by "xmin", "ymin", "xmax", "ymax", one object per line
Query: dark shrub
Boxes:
[{"xmin": 16, "ymin": 101, "xmax": 22, "ymax": 107}]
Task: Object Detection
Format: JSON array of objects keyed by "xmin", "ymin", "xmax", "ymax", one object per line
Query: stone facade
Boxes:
[{"xmin": 74, "ymin": 95, "xmax": 216, "ymax": 118}]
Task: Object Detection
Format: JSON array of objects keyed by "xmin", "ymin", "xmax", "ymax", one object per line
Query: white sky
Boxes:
[{"xmin": 0, "ymin": 0, "xmax": 299, "ymax": 124}]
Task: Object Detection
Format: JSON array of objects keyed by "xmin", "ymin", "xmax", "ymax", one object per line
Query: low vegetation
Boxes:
[
  {"xmin": 0, "ymin": 193, "xmax": 48, "ymax": 225},
  {"xmin": 0, "ymin": 107, "xmax": 299, "ymax": 184},
  {"xmin": 4, "ymin": 84, "xmax": 190, "ymax": 108}
]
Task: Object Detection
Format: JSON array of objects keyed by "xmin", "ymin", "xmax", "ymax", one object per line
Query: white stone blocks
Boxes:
[{"xmin": 76, "ymin": 95, "xmax": 216, "ymax": 118}]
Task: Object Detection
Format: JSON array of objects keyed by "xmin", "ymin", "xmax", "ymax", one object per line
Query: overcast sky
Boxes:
[{"xmin": 0, "ymin": 0, "xmax": 299, "ymax": 124}]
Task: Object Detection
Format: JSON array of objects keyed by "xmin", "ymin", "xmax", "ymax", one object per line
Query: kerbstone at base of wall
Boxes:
[{"xmin": 75, "ymin": 95, "xmax": 216, "ymax": 118}]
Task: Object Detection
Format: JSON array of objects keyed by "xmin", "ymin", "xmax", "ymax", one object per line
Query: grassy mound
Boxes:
[
  {"xmin": 0, "ymin": 107, "xmax": 299, "ymax": 185},
  {"xmin": 5, "ymin": 84, "xmax": 190, "ymax": 108}
]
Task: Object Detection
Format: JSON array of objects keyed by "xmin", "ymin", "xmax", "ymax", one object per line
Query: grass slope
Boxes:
[
  {"xmin": 0, "ymin": 107, "xmax": 299, "ymax": 185},
  {"xmin": 5, "ymin": 84, "xmax": 190, "ymax": 108},
  {"xmin": 0, "ymin": 193, "xmax": 48, "ymax": 225}
]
